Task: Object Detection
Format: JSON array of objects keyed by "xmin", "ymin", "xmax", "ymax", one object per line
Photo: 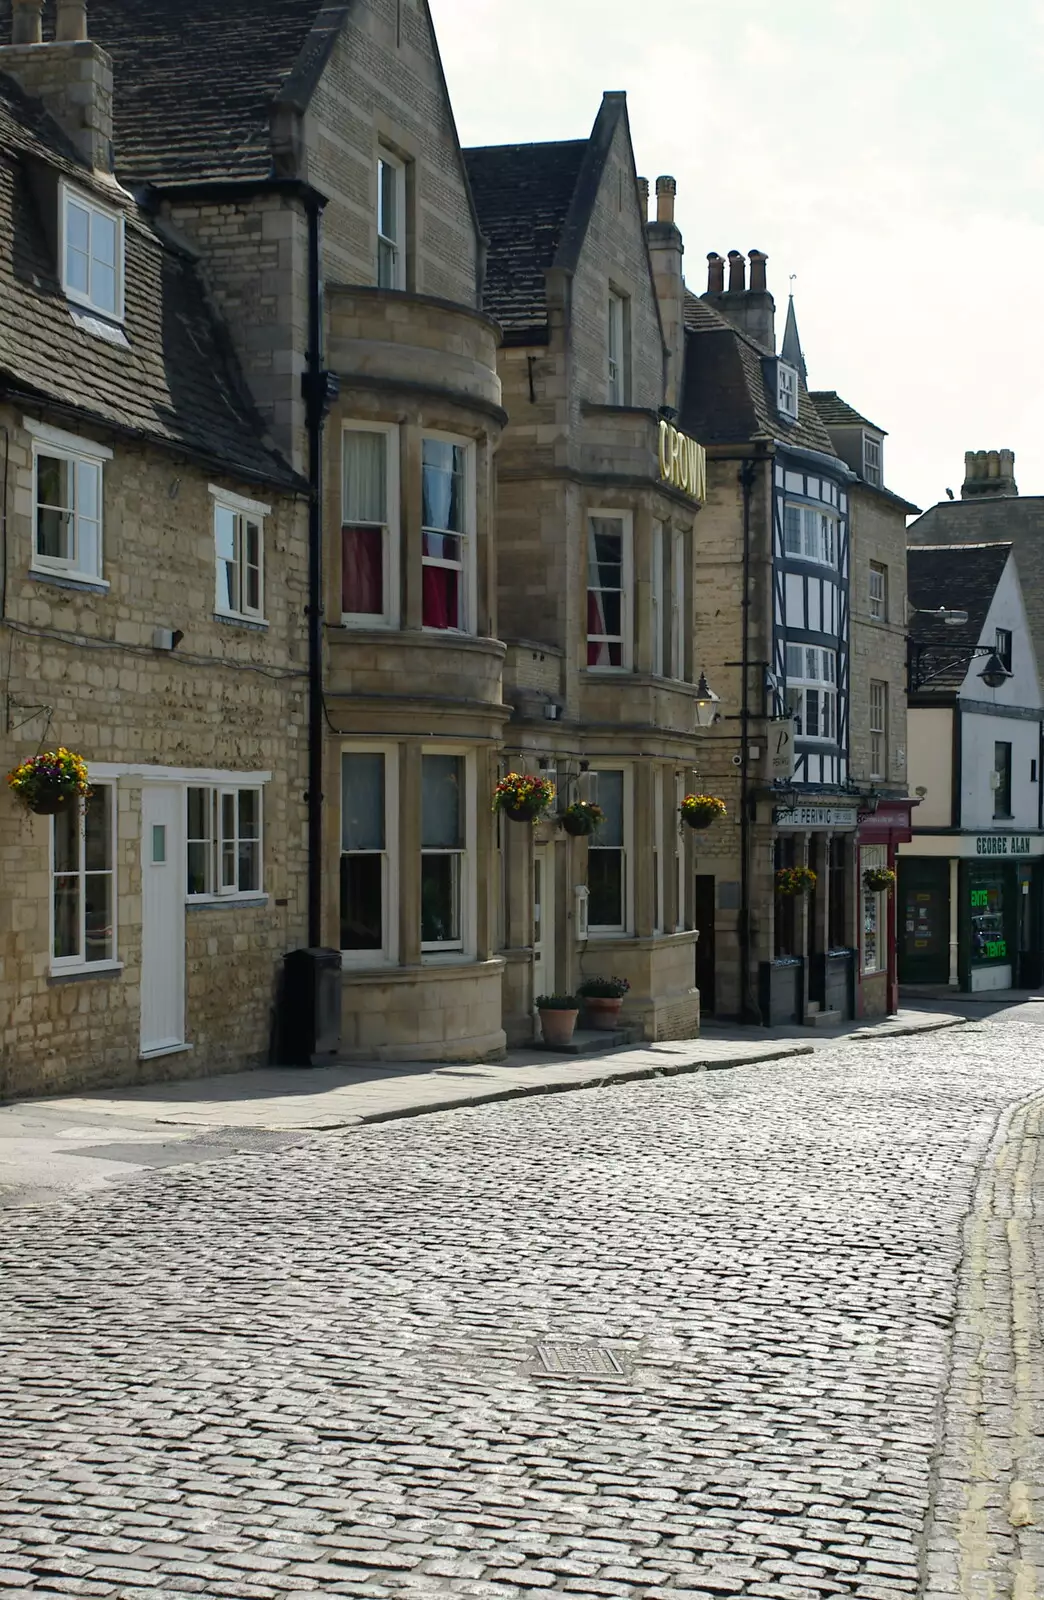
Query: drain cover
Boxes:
[{"xmin": 535, "ymin": 1342, "xmax": 625, "ymax": 1376}]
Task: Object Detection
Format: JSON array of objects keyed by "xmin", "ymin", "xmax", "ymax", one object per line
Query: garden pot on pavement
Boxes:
[
  {"xmin": 583, "ymin": 996, "xmax": 623, "ymax": 1031},
  {"xmin": 538, "ymin": 1007, "xmax": 578, "ymax": 1047}
]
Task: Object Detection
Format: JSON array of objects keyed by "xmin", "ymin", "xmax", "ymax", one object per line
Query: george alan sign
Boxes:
[{"xmin": 658, "ymin": 420, "xmax": 706, "ymax": 502}]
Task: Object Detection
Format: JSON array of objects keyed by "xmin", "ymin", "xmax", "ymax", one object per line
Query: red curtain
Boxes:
[
  {"xmin": 423, "ymin": 564, "xmax": 458, "ymax": 629},
  {"xmin": 342, "ymin": 525, "xmax": 383, "ymax": 615}
]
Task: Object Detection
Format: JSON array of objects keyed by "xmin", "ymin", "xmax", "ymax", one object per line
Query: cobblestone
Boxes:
[{"xmin": 2, "ymin": 1010, "xmax": 1044, "ymax": 1595}]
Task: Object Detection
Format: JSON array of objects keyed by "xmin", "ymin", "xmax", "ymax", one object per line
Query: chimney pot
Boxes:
[
  {"xmin": 10, "ymin": 0, "xmax": 43, "ymax": 44},
  {"xmin": 55, "ymin": 0, "xmax": 88, "ymax": 40},
  {"xmin": 748, "ymin": 248, "xmax": 768, "ymax": 292},
  {"xmin": 655, "ymin": 174, "xmax": 676, "ymax": 224},
  {"xmin": 706, "ymin": 252, "xmax": 725, "ymax": 294},
  {"xmin": 727, "ymin": 249, "xmax": 746, "ymax": 293},
  {"xmin": 637, "ymin": 176, "xmax": 649, "ymax": 220},
  {"xmin": 962, "ymin": 447, "xmax": 1018, "ymax": 498}
]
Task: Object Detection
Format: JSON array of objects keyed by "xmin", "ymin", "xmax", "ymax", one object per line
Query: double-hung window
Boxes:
[
  {"xmin": 652, "ymin": 524, "xmax": 684, "ymax": 679},
  {"xmin": 421, "ymin": 754, "xmax": 468, "ymax": 952},
  {"xmin": 343, "ymin": 424, "xmax": 398, "ymax": 625},
  {"xmin": 777, "ymin": 362, "xmax": 798, "ymax": 420},
  {"xmin": 52, "ymin": 785, "xmax": 116, "ymax": 970},
  {"xmin": 588, "ymin": 768, "xmax": 630, "ymax": 934},
  {"xmin": 869, "ymin": 680, "xmax": 887, "ymax": 781},
  {"xmin": 869, "ymin": 561, "xmax": 887, "ymax": 620},
  {"xmin": 61, "ymin": 182, "xmax": 124, "ymax": 321},
  {"xmin": 786, "ymin": 644, "xmax": 838, "ymax": 741},
  {"xmin": 587, "ymin": 512, "xmax": 632, "ymax": 669},
  {"xmin": 422, "ymin": 436, "xmax": 473, "ymax": 632},
  {"xmin": 341, "ymin": 750, "xmax": 396, "ymax": 961},
  {"xmin": 29, "ymin": 422, "xmax": 110, "ymax": 583},
  {"xmin": 211, "ymin": 487, "xmax": 268, "ymax": 622},
  {"xmin": 783, "ymin": 503, "xmax": 838, "ymax": 566},
  {"xmin": 186, "ymin": 786, "xmax": 262, "ymax": 898},
  {"xmin": 607, "ymin": 290, "xmax": 628, "ymax": 404},
  {"xmin": 377, "ymin": 151, "xmax": 406, "ymax": 289}
]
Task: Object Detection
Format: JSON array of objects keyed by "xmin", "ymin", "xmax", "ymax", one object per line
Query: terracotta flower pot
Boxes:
[
  {"xmin": 27, "ymin": 790, "xmax": 75, "ymax": 816},
  {"xmin": 584, "ymin": 996, "xmax": 623, "ymax": 1031},
  {"xmin": 538, "ymin": 1007, "xmax": 578, "ymax": 1047}
]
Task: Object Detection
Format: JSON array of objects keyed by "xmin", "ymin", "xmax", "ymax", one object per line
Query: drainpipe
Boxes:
[{"xmin": 739, "ymin": 456, "xmax": 759, "ymax": 1023}]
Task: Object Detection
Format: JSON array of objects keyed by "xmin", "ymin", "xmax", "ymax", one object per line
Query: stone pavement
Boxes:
[{"xmin": 1, "ymin": 1006, "xmax": 1043, "ymax": 1596}]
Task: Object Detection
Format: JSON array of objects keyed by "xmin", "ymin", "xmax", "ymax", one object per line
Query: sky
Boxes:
[{"xmin": 433, "ymin": 0, "xmax": 1044, "ymax": 514}]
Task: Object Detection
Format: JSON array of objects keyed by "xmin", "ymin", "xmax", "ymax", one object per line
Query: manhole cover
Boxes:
[{"xmin": 534, "ymin": 1342, "xmax": 625, "ymax": 1376}]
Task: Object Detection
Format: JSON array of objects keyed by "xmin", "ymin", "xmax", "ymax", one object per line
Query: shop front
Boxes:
[
  {"xmin": 856, "ymin": 800, "xmax": 915, "ymax": 1017},
  {"xmin": 898, "ymin": 832, "xmax": 1044, "ymax": 993},
  {"xmin": 761, "ymin": 800, "xmax": 860, "ymax": 1025}
]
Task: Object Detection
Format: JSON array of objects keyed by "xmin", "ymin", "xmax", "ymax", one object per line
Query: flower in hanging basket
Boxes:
[
  {"xmin": 775, "ymin": 865, "xmax": 817, "ymax": 896},
  {"xmin": 679, "ymin": 793, "xmax": 727, "ymax": 829},
  {"xmin": 559, "ymin": 800, "xmax": 605, "ymax": 837},
  {"xmin": 577, "ymin": 975, "xmax": 630, "ymax": 999},
  {"xmin": 493, "ymin": 771, "xmax": 556, "ymax": 823},
  {"xmin": 6, "ymin": 747, "xmax": 91, "ymax": 815},
  {"xmin": 863, "ymin": 866, "xmax": 896, "ymax": 893}
]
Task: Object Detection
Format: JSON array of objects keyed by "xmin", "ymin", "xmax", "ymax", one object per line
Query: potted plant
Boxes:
[
  {"xmin": 775, "ymin": 865, "xmax": 817, "ymax": 896},
  {"xmin": 577, "ymin": 974, "xmax": 630, "ymax": 1030},
  {"xmin": 536, "ymin": 994, "xmax": 579, "ymax": 1047},
  {"xmin": 559, "ymin": 800, "xmax": 605, "ymax": 837},
  {"xmin": 493, "ymin": 771, "xmax": 556, "ymax": 824},
  {"xmin": 679, "ymin": 793, "xmax": 727, "ymax": 830},
  {"xmin": 6, "ymin": 747, "xmax": 90, "ymax": 815},
  {"xmin": 863, "ymin": 866, "xmax": 896, "ymax": 893}
]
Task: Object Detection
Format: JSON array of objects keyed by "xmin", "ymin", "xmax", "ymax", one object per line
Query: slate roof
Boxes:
[
  {"xmin": 0, "ymin": 72, "xmax": 297, "ymax": 486},
  {"xmin": 678, "ymin": 293, "xmax": 838, "ymax": 456},
  {"xmin": 810, "ymin": 389, "xmax": 886, "ymax": 434},
  {"xmin": 906, "ymin": 542, "xmax": 1011, "ymax": 693},
  {"xmin": 463, "ymin": 139, "xmax": 588, "ymax": 340},
  {"xmin": 0, "ymin": 0, "xmax": 336, "ymax": 185}
]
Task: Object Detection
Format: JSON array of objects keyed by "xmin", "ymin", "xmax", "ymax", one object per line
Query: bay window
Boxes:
[
  {"xmin": 422, "ymin": 436, "xmax": 473, "ymax": 632},
  {"xmin": 589, "ymin": 768, "xmax": 629, "ymax": 933},
  {"xmin": 587, "ymin": 512, "xmax": 632, "ymax": 669},
  {"xmin": 786, "ymin": 644, "xmax": 838, "ymax": 741},
  {"xmin": 52, "ymin": 786, "xmax": 116, "ymax": 970},
  {"xmin": 421, "ymin": 753, "xmax": 466, "ymax": 951},
  {"xmin": 343, "ymin": 425, "xmax": 398, "ymax": 625},
  {"xmin": 341, "ymin": 750, "xmax": 395, "ymax": 961},
  {"xmin": 783, "ymin": 503, "xmax": 838, "ymax": 566}
]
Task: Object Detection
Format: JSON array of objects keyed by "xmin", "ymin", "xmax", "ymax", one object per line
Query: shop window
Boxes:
[
  {"xmin": 31, "ymin": 425, "xmax": 110, "ymax": 583},
  {"xmin": 587, "ymin": 512, "xmax": 632, "ymax": 669},
  {"xmin": 607, "ymin": 290, "xmax": 629, "ymax": 404},
  {"xmin": 870, "ymin": 680, "xmax": 887, "ymax": 781},
  {"xmin": 786, "ymin": 644, "xmax": 838, "ymax": 742},
  {"xmin": 421, "ymin": 753, "xmax": 467, "ymax": 952},
  {"xmin": 341, "ymin": 750, "xmax": 394, "ymax": 961},
  {"xmin": 993, "ymin": 741, "xmax": 1012, "ymax": 818},
  {"xmin": 186, "ymin": 786, "xmax": 262, "ymax": 898},
  {"xmin": 869, "ymin": 561, "xmax": 887, "ymax": 621},
  {"xmin": 342, "ymin": 424, "xmax": 398, "ymax": 626},
  {"xmin": 861, "ymin": 844, "xmax": 887, "ymax": 974},
  {"xmin": 422, "ymin": 436, "xmax": 473, "ymax": 633},
  {"xmin": 996, "ymin": 628, "xmax": 1013, "ymax": 673},
  {"xmin": 774, "ymin": 835, "xmax": 797, "ymax": 958},
  {"xmin": 863, "ymin": 434, "xmax": 882, "ymax": 486},
  {"xmin": 782, "ymin": 502, "xmax": 838, "ymax": 566},
  {"xmin": 589, "ymin": 768, "xmax": 629, "ymax": 933},
  {"xmin": 212, "ymin": 488, "xmax": 268, "ymax": 623},
  {"xmin": 828, "ymin": 836, "xmax": 847, "ymax": 948},
  {"xmin": 62, "ymin": 182, "xmax": 124, "ymax": 321},
  {"xmin": 376, "ymin": 149, "xmax": 406, "ymax": 289},
  {"xmin": 970, "ymin": 877, "xmax": 1008, "ymax": 965},
  {"xmin": 52, "ymin": 785, "xmax": 116, "ymax": 971}
]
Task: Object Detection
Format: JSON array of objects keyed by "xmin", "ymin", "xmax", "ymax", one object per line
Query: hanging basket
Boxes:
[
  {"xmin": 775, "ymin": 865, "xmax": 817, "ymax": 897},
  {"xmin": 679, "ymin": 794, "xmax": 727, "ymax": 830},
  {"xmin": 27, "ymin": 789, "xmax": 76, "ymax": 816},
  {"xmin": 504, "ymin": 800, "xmax": 542, "ymax": 823},
  {"xmin": 6, "ymin": 748, "xmax": 90, "ymax": 816},
  {"xmin": 493, "ymin": 772, "xmax": 555, "ymax": 824},
  {"xmin": 863, "ymin": 867, "xmax": 896, "ymax": 893},
  {"xmin": 560, "ymin": 801, "xmax": 605, "ymax": 837}
]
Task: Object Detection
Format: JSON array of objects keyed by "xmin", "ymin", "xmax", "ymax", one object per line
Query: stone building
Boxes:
[
  {"xmin": 464, "ymin": 103, "xmax": 708, "ymax": 1044},
  {"xmin": 0, "ymin": 1, "xmax": 308, "ymax": 1096},
  {"xmin": 677, "ymin": 258, "xmax": 916, "ymax": 1024}
]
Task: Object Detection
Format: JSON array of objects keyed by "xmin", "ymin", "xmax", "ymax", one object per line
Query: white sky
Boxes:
[{"xmin": 434, "ymin": 0, "xmax": 1044, "ymax": 514}]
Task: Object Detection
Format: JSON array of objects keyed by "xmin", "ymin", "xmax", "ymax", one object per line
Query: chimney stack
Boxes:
[
  {"xmin": 961, "ymin": 448, "xmax": 1018, "ymax": 499},
  {"xmin": 645, "ymin": 175, "xmax": 684, "ymax": 409},
  {"xmin": 702, "ymin": 249, "xmax": 777, "ymax": 352},
  {"xmin": 727, "ymin": 249, "xmax": 746, "ymax": 292},
  {"xmin": 0, "ymin": 0, "xmax": 114, "ymax": 171},
  {"xmin": 637, "ymin": 176, "xmax": 649, "ymax": 221},
  {"xmin": 706, "ymin": 252, "xmax": 724, "ymax": 293},
  {"xmin": 748, "ymin": 248, "xmax": 768, "ymax": 292}
]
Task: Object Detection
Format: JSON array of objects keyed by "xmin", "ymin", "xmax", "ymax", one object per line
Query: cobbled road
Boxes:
[{"xmin": 2, "ymin": 1009, "xmax": 1044, "ymax": 1600}]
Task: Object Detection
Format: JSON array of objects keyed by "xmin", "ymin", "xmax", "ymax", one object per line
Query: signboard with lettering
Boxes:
[
  {"xmin": 774, "ymin": 805, "xmax": 858, "ymax": 830},
  {"xmin": 763, "ymin": 718, "xmax": 796, "ymax": 781},
  {"xmin": 658, "ymin": 420, "xmax": 706, "ymax": 502},
  {"xmin": 975, "ymin": 834, "xmax": 1032, "ymax": 857}
]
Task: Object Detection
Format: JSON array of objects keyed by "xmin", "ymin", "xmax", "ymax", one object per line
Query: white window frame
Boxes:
[
  {"xmin": 651, "ymin": 520, "xmax": 664, "ymax": 677},
  {"xmin": 340, "ymin": 743, "xmax": 399, "ymax": 968},
  {"xmin": 670, "ymin": 526, "xmax": 684, "ymax": 680},
  {"xmin": 777, "ymin": 362, "xmax": 798, "ymax": 420},
  {"xmin": 653, "ymin": 766, "xmax": 665, "ymax": 935},
  {"xmin": 420, "ymin": 746, "xmax": 476, "ymax": 961},
  {"xmin": 861, "ymin": 843, "xmax": 888, "ymax": 974},
  {"xmin": 863, "ymin": 434, "xmax": 882, "ymax": 486},
  {"xmin": 27, "ymin": 419, "xmax": 111, "ymax": 585},
  {"xmin": 586, "ymin": 508, "xmax": 634, "ymax": 672},
  {"xmin": 210, "ymin": 485, "xmax": 269, "ymax": 624},
  {"xmin": 49, "ymin": 783, "xmax": 120, "ymax": 975},
  {"xmin": 341, "ymin": 421, "xmax": 400, "ymax": 629},
  {"xmin": 185, "ymin": 784, "xmax": 264, "ymax": 901},
  {"xmin": 608, "ymin": 290, "xmax": 628, "ymax": 404},
  {"xmin": 786, "ymin": 644, "xmax": 838, "ymax": 743},
  {"xmin": 783, "ymin": 502, "xmax": 839, "ymax": 568},
  {"xmin": 869, "ymin": 561, "xmax": 887, "ymax": 621},
  {"xmin": 869, "ymin": 680, "xmax": 887, "ymax": 781},
  {"xmin": 377, "ymin": 149, "xmax": 407, "ymax": 290},
  {"xmin": 588, "ymin": 765, "xmax": 634, "ymax": 937},
  {"xmin": 61, "ymin": 181, "xmax": 125, "ymax": 322},
  {"xmin": 421, "ymin": 431, "xmax": 477, "ymax": 637}
]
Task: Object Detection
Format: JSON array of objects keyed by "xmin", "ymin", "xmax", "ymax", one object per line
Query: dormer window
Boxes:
[
  {"xmin": 777, "ymin": 361, "xmax": 798, "ymax": 421},
  {"xmin": 61, "ymin": 182, "xmax": 124, "ymax": 321},
  {"xmin": 863, "ymin": 433, "xmax": 882, "ymax": 485}
]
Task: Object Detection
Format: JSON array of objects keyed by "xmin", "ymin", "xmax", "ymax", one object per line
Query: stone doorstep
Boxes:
[
  {"xmin": 804, "ymin": 1009, "xmax": 843, "ymax": 1029},
  {"xmin": 531, "ymin": 1024, "xmax": 643, "ymax": 1056}
]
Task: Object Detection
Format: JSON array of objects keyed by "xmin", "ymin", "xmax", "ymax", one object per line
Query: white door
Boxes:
[
  {"xmin": 533, "ymin": 844, "xmax": 556, "ymax": 1006},
  {"xmin": 140, "ymin": 784, "xmax": 186, "ymax": 1057}
]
